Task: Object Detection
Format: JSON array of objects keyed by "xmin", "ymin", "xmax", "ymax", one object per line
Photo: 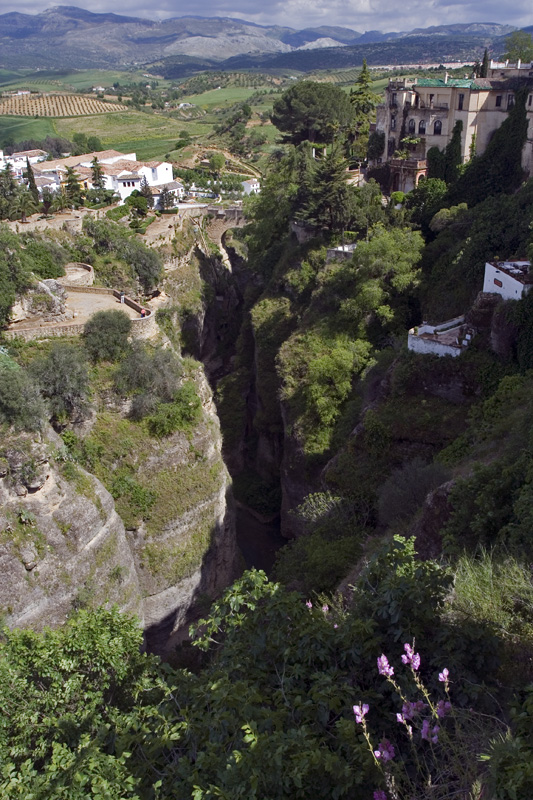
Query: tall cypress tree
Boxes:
[
  {"xmin": 140, "ymin": 175, "xmax": 154, "ymax": 208},
  {"xmin": 480, "ymin": 49, "xmax": 490, "ymax": 78},
  {"xmin": 64, "ymin": 166, "xmax": 83, "ymax": 207},
  {"xmin": 90, "ymin": 156, "xmax": 105, "ymax": 190},
  {"xmin": 350, "ymin": 59, "xmax": 378, "ymax": 160},
  {"xmin": 443, "ymin": 120, "xmax": 463, "ymax": 185},
  {"xmin": 24, "ymin": 158, "xmax": 39, "ymax": 204}
]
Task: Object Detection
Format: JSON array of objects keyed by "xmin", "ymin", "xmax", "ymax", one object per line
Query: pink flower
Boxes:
[
  {"xmin": 431, "ymin": 725, "xmax": 440, "ymax": 744},
  {"xmin": 333, "ymin": 623, "xmax": 338, "ymax": 629},
  {"xmin": 373, "ymin": 792, "xmax": 387, "ymax": 800},
  {"xmin": 322, "ymin": 604, "xmax": 329, "ymax": 614},
  {"xmin": 374, "ymin": 738, "xmax": 395, "ymax": 762},
  {"xmin": 402, "ymin": 699, "xmax": 427, "ymax": 720},
  {"xmin": 421, "ymin": 719, "xmax": 430, "ymax": 741},
  {"xmin": 401, "ymin": 643, "xmax": 421, "ymax": 670},
  {"xmin": 305, "ymin": 600, "xmax": 312, "ymax": 609},
  {"xmin": 377, "ymin": 654, "xmax": 394, "ymax": 677},
  {"xmin": 438, "ymin": 667, "xmax": 449, "ymax": 683},
  {"xmin": 353, "ymin": 703, "xmax": 369, "ymax": 724}
]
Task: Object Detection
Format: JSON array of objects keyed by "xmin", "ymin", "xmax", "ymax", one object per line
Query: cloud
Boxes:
[{"xmin": 1, "ymin": 0, "xmax": 528, "ymax": 33}]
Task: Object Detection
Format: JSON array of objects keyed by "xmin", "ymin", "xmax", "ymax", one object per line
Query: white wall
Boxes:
[
  {"xmin": 407, "ymin": 333, "xmax": 463, "ymax": 357},
  {"xmin": 482, "ymin": 262, "xmax": 531, "ymax": 300}
]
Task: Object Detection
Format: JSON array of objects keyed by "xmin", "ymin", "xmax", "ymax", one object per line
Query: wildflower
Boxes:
[
  {"xmin": 438, "ymin": 667, "xmax": 449, "ymax": 683},
  {"xmin": 421, "ymin": 719, "xmax": 430, "ymax": 741},
  {"xmin": 377, "ymin": 654, "xmax": 394, "ymax": 678},
  {"xmin": 305, "ymin": 600, "xmax": 312, "ymax": 609},
  {"xmin": 431, "ymin": 724, "xmax": 440, "ymax": 744},
  {"xmin": 353, "ymin": 703, "xmax": 369, "ymax": 723},
  {"xmin": 436, "ymin": 700, "xmax": 452, "ymax": 718},
  {"xmin": 402, "ymin": 699, "xmax": 426, "ymax": 720},
  {"xmin": 373, "ymin": 791, "xmax": 387, "ymax": 800},
  {"xmin": 374, "ymin": 739, "xmax": 395, "ymax": 762},
  {"xmin": 401, "ymin": 643, "xmax": 421, "ymax": 670},
  {"xmin": 333, "ymin": 623, "xmax": 338, "ymax": 629},
  {"xmin": 396, "ymin": 712, "xmax": 405, "ymax": 724},
  {"xmin": 322, "ymin": 603, "xmax": 329, "ymax": 614}
]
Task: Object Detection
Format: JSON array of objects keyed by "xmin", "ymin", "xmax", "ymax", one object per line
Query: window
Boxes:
[
  {"xmin": 418, "ymin": 120, "xmax": 426, "ymax": 134},
  {"xmin": 494, "ymin": 278, "xmax": 503, "ymax": 288},
  {"xmin": 391, "ymin": 115, "xmax": 397, "ymax": 130},
  {"xmin": 408, "ymin": 118, "xmax": 416, "ymax": 134},
  {"xmin": 458, "ymin": 93, "xmax": 464, "ymax": 110},
  {"xmin": 429, "ymin": 94, "xmax": 434, "ymax": 107},
  {"xmin": 391, "ymin": 92, "xmax": 397, "ymax": 106},
  {"xmin": 495, "ymin": 95, "xmax": 502, "ymax": 107},
  {"xmin": 529, "ymin": 95, "xmax": 533, "ymax": 107},
  {"xmin": 508, "ymin": 94, "xmax": 515, "ymax": 109},
  {"xmin": 434, "ymin": 120, "xmax": 442, "ymax": 135}
]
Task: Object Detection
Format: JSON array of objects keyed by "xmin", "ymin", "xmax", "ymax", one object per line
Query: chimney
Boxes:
[{"xmin": 444, "ymin": 72, "xmax": 448, "ymax": 84}]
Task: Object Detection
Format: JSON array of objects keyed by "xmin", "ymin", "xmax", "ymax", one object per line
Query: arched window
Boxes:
[
  {"xmin": 408, "ymin": 118, "xmax": 416, "ymax": 134},
  {"xmin": 418, "ymin": 120, "xmax": 426, "ymax": 134},
  {"xmin": 434, "ymin": 120, "xmax": 442, "ymax": 135}
]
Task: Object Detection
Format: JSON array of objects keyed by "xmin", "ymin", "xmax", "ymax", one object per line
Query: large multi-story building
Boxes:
[{"xmin": 375, "ymin": 60, "xmax": 533, "ymax": 192}]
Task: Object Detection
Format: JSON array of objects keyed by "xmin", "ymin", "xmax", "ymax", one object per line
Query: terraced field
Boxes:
[{"xmin": 0, "ymin": 94, "xmax": 127, "ymax": 117}]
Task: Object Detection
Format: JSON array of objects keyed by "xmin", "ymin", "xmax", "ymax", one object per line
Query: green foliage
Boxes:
[
  {"xmin": 349, "ymin": 60, "xmax": 379, "ymax": 160},
  {"xmin": 448, "ymin": 88, "xmax": 529, "ymax": 207},
  {"xmin": 83, "ymin": 310, "xmax": 132, "ymax": 362},
  {"xmin": 378, "ymin": 457, "xmax": 449, "ymax": 527},
  {"xmin": 29, "ymin": 341, "xmax": 89, "ymax": 426},
  {"xmin": 404, "ymin": 177, "xmax": 448, "ymax": 237},
  {"xmin": 22, "ymin": 236, "xmax": 68, "ymax": 280},
  {"xmin": 367, "ymin": 130, "xmax": 385, "ymax": 160},
  {"xmin": 502, "ymin": 30, "xmax": 533, "ymax": 62},
  {"xmin": 232, "ymin": 470, "xmax": 281, "ymax": 517},
  {"xmin": 0, "ymin": 225, "xmax": 33, "ymax": 326},
  {"xmin": 0, "ymin": 354, "xmax": 45, "ymax": 431},
  {"xmin": 114, "ymin": 341, "xmax": 183, "ymax": 411},
  {"xmin": 271, "ymin": 81, "xmax": 354, "ymax": 144},
  {"xmin": 275, "ymin": 529, "xmax": 361, "ymax": 594},
  {"xmin": 146, "ymin": 381, "xmax": 201, "ymax": 437}
]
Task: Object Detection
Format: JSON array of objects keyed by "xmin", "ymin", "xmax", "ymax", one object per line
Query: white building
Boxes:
[
  {"xmin": 242, "ymin": 178, "xmax": 261, "ymax": 195},
  {"xmin": 408, "ymin": 317, "xmax": 474, "ymax": 357},
  {"xmin": 483, "ymin": 260, "xmax": 533, "ymax": 300},
  {"xmin": 151, "ymin": 181, "xmax": 185, "ymax": 209}
]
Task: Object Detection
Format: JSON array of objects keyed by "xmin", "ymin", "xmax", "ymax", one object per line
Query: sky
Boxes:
[{"xmin": 1, "ymin": 0, "xmax": 531, "ymax": 34}]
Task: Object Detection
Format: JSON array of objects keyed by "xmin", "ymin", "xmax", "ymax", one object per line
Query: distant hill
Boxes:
[{"xmin": 0, "ymin": 6, "xmax": 518, "ymax": 71}]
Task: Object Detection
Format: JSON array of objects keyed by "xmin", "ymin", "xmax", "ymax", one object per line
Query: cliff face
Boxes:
[
  {"xmin": 0, "ymin": 368, "xmax": 238, "ymax": 655},
  {"xmin": 0, "ymin": 430, "xmax": 143, "ymax": 631}
]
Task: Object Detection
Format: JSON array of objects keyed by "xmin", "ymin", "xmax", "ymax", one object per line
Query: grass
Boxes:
[
  {"xmin": 0, "ymin": 115, "xmax": 58, "ymax": 145},
  {"xmin": 180, "ymin": 85, "xmax": 262, "ymax": 109},
  {"xmin": 0, "ymin": 68, "xmax": 175, "ymax": 93}
]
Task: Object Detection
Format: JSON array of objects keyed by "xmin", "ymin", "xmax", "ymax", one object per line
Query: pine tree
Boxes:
[
  {"xmin": 305, "ymin": 144, "xmax": 352, "ymax": 235},
  {"xmin": 90, "ymin": 157, "xmax": 105, "ymax": 190},
  {"xmin": 140, "ymin": 175, "xmax": 154, "ymax": 208},
  {"xmin": 349, "ymin": 59, "xmax": 378, "ymax": 160},
  {"xmin": 0, "ymin": 163, "xmax": 17, "ymax": 219},
  {"xmin": 158, "ymin": 185, "xmax": 174, "ymax": 210},
  {"xmin": 24, "ymin": 158, "xmax": 39, "ymax": 204}
]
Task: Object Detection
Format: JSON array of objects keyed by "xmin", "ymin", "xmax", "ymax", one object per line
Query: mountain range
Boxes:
[{"xmin": 0, "ymin": 6, "xmax": 520, "ymax": 71}]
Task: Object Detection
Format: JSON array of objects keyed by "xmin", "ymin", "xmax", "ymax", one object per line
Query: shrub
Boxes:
[
  {"xmin": 0, "ymin": 355, "xmax": 45, "ymax": 431},
  {"xmin": 146, "ymin": 381, "xmax": 201, "ymax": 437},
  {"xmin": 29, "ymin": 342, "xmax": 89, "ymax": 426},
  {"xmin": 114, "ymin": 342, "xmax": 183, "ymax": 404},
  {"xmin": 82, "ymin": 310, "xmax": 132, "ymax": 362}
]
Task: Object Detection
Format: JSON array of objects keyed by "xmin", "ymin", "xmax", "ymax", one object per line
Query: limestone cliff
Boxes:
[{"xmin": 0, "ymin": 429, "xmax": 143, "ymax": 631}]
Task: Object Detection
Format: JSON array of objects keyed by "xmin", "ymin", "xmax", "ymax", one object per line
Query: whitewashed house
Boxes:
[
  {"xmin": 151, "ymin": 181, "xmax": 185, "ymax": 209},
  {"xmin": 408, "ymin": 317, "xmax": 474, "ymax": 358},
  {"xmin": 482, "ymin": 260, "xmax": 533, "ymax": 300},
  {"xmin": 242, "ymin": 178, "xmax": 260, "ymax": 195}
]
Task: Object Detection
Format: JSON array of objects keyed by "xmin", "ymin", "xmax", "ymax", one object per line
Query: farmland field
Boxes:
[
  {"xmin": 0, "ymin": 94, "xmax": 127, "ymax": 117},
  {"xmin": 0, "ymin": 115, "xmax": 57, "ymax": 146}
]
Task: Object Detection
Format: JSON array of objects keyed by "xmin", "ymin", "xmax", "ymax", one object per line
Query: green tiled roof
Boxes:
[{"xmin": 416, "ymin": 78, "xmax": 483, "ymax": 90}]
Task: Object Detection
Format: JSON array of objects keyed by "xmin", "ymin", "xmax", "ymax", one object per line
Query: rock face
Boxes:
[
  {"xmin": 0, "ymin": 431, "xmax": 143, "ymax": 631},
  {"xmin": 0, "ymin": 371, "xmax": 238, "ymax": 655}
]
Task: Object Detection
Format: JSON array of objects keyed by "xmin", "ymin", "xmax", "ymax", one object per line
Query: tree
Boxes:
[
  {"xmin": 303, "ymin": 144, "xmax": 353, "ymax": 234},
  {"xmin": 349, "ymin": 59, "xmax": 379, "ymax": 160},
  {"xmin": 443, "ymin": 120, "xmax": 463, "ymax": 185},
  {"xmin": 480, "ymin": 48, "xmax": 490, "ymax": 77},
  {"xmin": 24, "ymin": 158, "xmax": 39, "ymax": 203},
  {"xmin": 158, "ymin": 184, "xmax": 174, "ymax": 210},
  {"xmin": 404, "ymin": 177, "xmax": 448, "ymax": 237},
  {"xmin": 64, "ymin": 166, "xmax": 83, "ymax": 207},
  {"xmin": 40, "ymin": 187, "xmax": 54, "ymax": 217},
  {"xmin": 126, "ymin": 192, "xmax": 148, "ymax": 218},
  {"xmin": 503, "ymin": 30, "xmax": 533, "ymax": 62},
  {"xmin": 90, "ymin": 156, "xmax": 105, "ymax": 190},
  {"xmin": 83, "ymin": 310, "xmax": 132, "ymax": 362},
  {"xmin": 209, "ymin": 151, "xmax": 225, "ymax": 178},
  {"xmin": 11, "ymin": 189, "xmax": 37, "ymax": 223},
  {"xmin": 29, "ymin": 342, "xmax": 89, "ymax": 427},
  {"xmin": 0, "ymin": 163, "xmax": 17, "ymax": 220},
  {"xmin": 139, "ymin": 175, "xmax": 154, "ymax": 208},
  {"xmin": 0, "ymin": 355, "xmax": 45, "ymax": 431},
  {"xmin": 271, "ymin": 81, "xmax": 354, "ymax": 144}
]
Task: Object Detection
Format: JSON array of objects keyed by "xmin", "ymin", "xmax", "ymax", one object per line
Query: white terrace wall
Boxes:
[{"xmin": 482, "ymin": 262, "xmax": 532, "ymax": 300}]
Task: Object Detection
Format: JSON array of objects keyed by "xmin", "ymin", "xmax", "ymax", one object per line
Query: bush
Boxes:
[
  {"xmin": 0, "ymin": 355, "xmax": 45, "ymax": 431},
  {"xmin": 146, "ymin": 381, "xmax": 201, "ymax": 436},
  {"xmin": 29, "ymin": 342, "xmax": 89, "ymax": 426},
  {"xmin": 83, "ymin": 310, "xmax": 132, "ymax": 362}
]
